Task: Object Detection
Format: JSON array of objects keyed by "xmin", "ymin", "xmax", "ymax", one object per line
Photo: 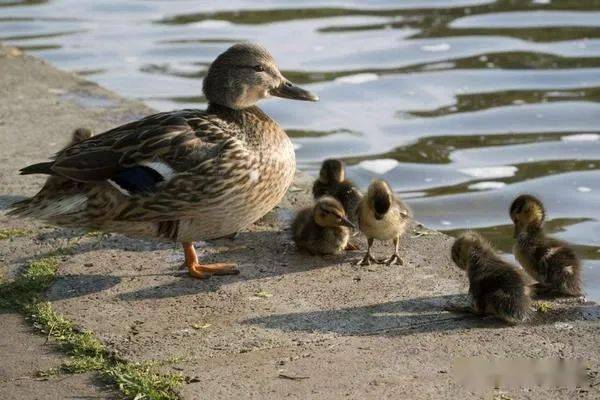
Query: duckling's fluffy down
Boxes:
[{"xmin": 292, "ymin": 208, "xmax": 350, "ymax": 255}]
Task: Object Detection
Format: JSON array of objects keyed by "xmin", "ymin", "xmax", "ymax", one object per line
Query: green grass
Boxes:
[
  {"xmin": 106, "ymin": 362, "xmax": 184, "ymax": 400},
  {"xmin": 535, "ymin": 301, "xmax": 554, "ymax": 313},
  {"xmin": 84, "ymin": 230, "xmax": 111, "ymax": 240},
  {"xmin": 0, "ymin": 254, "xmax": 60, "ymax": 310},
  {"xmin": 0, "ymin": 227, "xmax": 29, "ymax": 240},
  {"xmin": 0, "ymin": 251, "xmax": 184, "ymax": 400}
]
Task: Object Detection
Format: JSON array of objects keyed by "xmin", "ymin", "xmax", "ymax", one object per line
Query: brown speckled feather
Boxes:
[{"xmin": 54, "ymin": 110, "xmax": 236, "ymax": 179}]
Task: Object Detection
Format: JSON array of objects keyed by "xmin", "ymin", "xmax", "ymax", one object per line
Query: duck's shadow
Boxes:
[
  {"xmin": 241, "ymin": 295, "xmax": 600, "ymax": 337},
  {"xmin": 116, "ymin": 229, "xmax": 360, "ymax": 301},
  {"xmin": 0, "ymin": 195, "xmax": 27, "ymax": 210},
  {"xmin": 243, "ymin": 293, "xmax": 488, "ymax": 337},
  {"xmin": 34, "ymin": 227, "xmax": 357, "ymax": 301}
]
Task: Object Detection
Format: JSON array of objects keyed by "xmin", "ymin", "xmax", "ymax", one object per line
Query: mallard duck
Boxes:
[
  {"xmin": 450, "ymin": 231, "xmax": 531, "ymax": 324},
  {"xmin": 357, "ymin": 179, "xmax": 410, "ymax": 266},
  {"xmin": 9, "ymin": 43, "xmax": 318, "ymax": 280},
  {"xmin": 312, "ymin": 159, "xmax": 362, "ymax": 226},
  {"xmin": 509, "ymin": 194, "xmax": 583, "ymax": 297},
  {"xmin": 291, "ymin": 196, "xmax": 354, "ymax": 255}
]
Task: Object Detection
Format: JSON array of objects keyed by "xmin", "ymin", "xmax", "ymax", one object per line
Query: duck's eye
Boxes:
[{"xmin": 253, "ymin": 65, "xmax": 265, "ymax": 72}]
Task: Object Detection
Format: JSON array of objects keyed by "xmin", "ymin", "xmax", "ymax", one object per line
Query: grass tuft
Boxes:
[
  {"xmin": 84, "ymin": 230, "xmax": 112, "ymax": 241},
  {"xmin": 1, "ymin": 251, "xmax": 184, "ymax": 399},
  {"xmin": 0, "ymin": 228, "xmax": 29, "ymax": 240},
  {"xmin": 106, "ymin": 362, "xmax": 184, "ymax": 400},
  {"xmin": 0, "ymin": 255, "xmax": 59, "ymax": 310},
  {"xmin": 535, "ymin": 301, "xmax": 554, "ymax": 313}
]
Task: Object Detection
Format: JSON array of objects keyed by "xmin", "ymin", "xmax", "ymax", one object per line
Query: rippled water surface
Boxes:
[{"xmin": 2, "ymin": 0, "xmax": 600, "ymax": 299}]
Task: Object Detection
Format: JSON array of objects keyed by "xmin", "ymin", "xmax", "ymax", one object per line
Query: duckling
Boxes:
[
  {"xmin": 9, "ymin": 43, "xmax": 318, "ymax": 280},
  {"xmin": 357, "ymin": 179, "xmax": 410, "ymax": 266},
  {"xmin": 292, "ymin": 196, "xmax": 355, "ymax": 255},
  {"xmin": 70, "ymin": 127, "xmax": 93, "ymax": 143},
  {"xmin": 450, "ymin": 231, "xmax": 531, "ymax": 324},
  {"xmin": 312, "ymin": 159, "xmax": 362, "ymax": 226},
  {"xmin": 510, "ymin": 194, "xmax": 583, "ymax": 297},
  {"xmin": 41, "ymin": 128, "xmax": 93, "ymax": 190}
]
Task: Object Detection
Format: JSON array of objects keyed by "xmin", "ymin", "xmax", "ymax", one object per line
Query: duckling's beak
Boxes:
[
  {"xmin": 271, "ymin": 80, "xmax": 319, "ymax": 102},
  {"xmin": 340, "ymin": 216, "xmax": 355, "ymax": 229}
]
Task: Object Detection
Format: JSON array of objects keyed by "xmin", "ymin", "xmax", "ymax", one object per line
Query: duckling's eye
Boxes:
[{"xmin": 253, "ymin": 65, "xmax": 265, "ymax": 72}]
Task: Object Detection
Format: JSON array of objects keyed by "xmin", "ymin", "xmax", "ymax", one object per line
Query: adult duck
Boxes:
[{"xmin": 10, "ymin": 43, "xmax": 318, "ymax": 279}]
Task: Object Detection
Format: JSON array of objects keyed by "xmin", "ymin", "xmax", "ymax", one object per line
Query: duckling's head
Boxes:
[
  {"xmin": 367, "ymin": 179, "xmax": 393, "ymax": 220},
  {"xmin": 319, "ymin": 159, "xmax": 345, "ymax": 184},
  {"xmin": 509, "ymin": 194, "xmax": 545, "ymax": 237},
  {"xmin": 451, "ymin": 231, "xmax": 487, "ymax": 270},
  {"xmin": 313, "ymin": 196, "xmax": 355, "ymax": 229},
  {"xmin": 71, "ymin": 127, "xmax": 92, "ymax": 143},
  {"xmin": 203, "ymin": 43, "xmax": 318, "ymax": 110}
]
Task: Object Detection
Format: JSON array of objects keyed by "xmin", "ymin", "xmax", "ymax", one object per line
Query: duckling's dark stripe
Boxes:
[
  {"xmin": 157, "ymin": 220, "xmax": 179, "ymax": 241},
  {"xmin": 374, "ymin": 196, "xmax": 391, "ymax": 216}
]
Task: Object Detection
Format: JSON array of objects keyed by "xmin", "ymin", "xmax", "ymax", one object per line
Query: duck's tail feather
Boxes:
[
  {"xmin": 6, "ymin": 198, "xmax": 32, "ymax": 217},
  {"xmin": 8, "ymin": 193, "xmax": 88, "ymax": 220},
  {"xmin": 20, "ymin": 162, "xmax": 54, "ymax": 176}
]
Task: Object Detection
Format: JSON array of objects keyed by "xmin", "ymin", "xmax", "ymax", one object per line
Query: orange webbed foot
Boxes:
[
  {"xmin": 182, "ymin": 242, "xmax": 239, "ymax": 279},
  {"xmin": 187, "ymin": 263, "xmax": 212, "ymax": 279},
  {"xmin": 187, "ymin": 262, "xmax": 239, "ymax": 279}
]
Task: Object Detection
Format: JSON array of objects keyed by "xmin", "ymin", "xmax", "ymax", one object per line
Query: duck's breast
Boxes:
[{"xmin": 177, "ymin": 129, "xmax": 295, "ymax": 241}]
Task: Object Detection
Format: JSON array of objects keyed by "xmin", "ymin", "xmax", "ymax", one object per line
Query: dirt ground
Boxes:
[{"xmin": 1, "ymin": 45, "xmax": 599, "ymax": 399}]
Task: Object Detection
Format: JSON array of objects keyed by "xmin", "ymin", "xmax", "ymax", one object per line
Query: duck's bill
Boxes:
[
  {"xmin": 271, "ymin": 81, "xmax": 319, "ymax": 101},
  {"xmin": 341, "ymin": 216, "xmax": 355, "ymax": 229}
]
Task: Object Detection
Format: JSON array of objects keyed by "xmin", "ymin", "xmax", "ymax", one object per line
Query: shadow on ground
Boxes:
[
  {"xmin": 242, "ymin": 294, "xmax": 600, "ymax": 337},
  {"xmin": 0, "ymin": 195, "xmax": 27, "ymax": 210},
  {"xmin": 13, "ymin": 227, "xmax": 358, "ymax": 302},
  {"xmin": 116, "ymin": 229, "xmax": 360, "ymax": 301}
]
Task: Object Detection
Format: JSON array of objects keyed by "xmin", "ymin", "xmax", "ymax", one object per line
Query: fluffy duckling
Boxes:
[
  {"xmin": 312, "ymin": 159, "xmax": 362, "ymax": 226},
  {"xmin": 450, "ymin": 231, "xmax": 531, "ymax": 324},
  {"xmin": 42, "ymin": 128, "xmax": 93, "ymax": 190},
  {"xmin": 510, "ymin": 194, "xmax": 583, "ymax": 297},
  {"xmin": 357, "ymin": 179, "xmax": 410, "ymax": 266},
  {"xmin": 292, "ymin": 196, "xmax": 355, "ymax": 255},
  {"xmin": 70, "ymin": 127, "xmax": 93, "ymax": 143}
]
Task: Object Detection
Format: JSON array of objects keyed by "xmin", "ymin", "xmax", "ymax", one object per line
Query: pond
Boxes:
[{"xmin": 2, "ymin": 0, "xmax": 599, "ymax": 300}]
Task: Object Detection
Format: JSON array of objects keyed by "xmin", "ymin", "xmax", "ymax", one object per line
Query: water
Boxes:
[{"xmin": 2, "ymin": 0, "xmax": 600, "ymax": 300}]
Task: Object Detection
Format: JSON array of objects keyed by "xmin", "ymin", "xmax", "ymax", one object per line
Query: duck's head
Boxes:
[
  {"xmin": 203, "ymin": 43, "xmax": 318, "ymax": 110},
  {"xmin": 367, "ymin": 179, "xmax": 393, "ymax": 220},
  {"xmin": 71, "ymin": 127, "xmax": 93, "ymax": 143},
  {"xmin": 509, "ymin": 194, "xmax": 545, "ymax": 238},
  {"xmin": 313, "ymin": 196, "xmax": 355, "ymax": 229},
  {"xmin": 451, "ymin": 231, "xmax": 487, "ymax": 270},
  {"xmin": 319, "ymin": 159, "xmax": 345, "ymax": 184}
]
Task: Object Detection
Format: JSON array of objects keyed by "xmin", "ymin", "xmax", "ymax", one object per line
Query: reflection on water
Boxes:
[{"xmin": 1, "ymin": 0, "xmax": 599, "ymax": 299}]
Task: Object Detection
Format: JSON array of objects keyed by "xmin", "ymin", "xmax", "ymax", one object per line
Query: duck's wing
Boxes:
[
  {"xmin": 42, "ymin": 110, "xmax": 234, "ymax": 181},
  {"xmin": 394, "ymin": 198, "xmax": 412, "ymax": 218},
  {"xmin": 24, "ymin": 109, "xmax": 254, "ymax": 221}
]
